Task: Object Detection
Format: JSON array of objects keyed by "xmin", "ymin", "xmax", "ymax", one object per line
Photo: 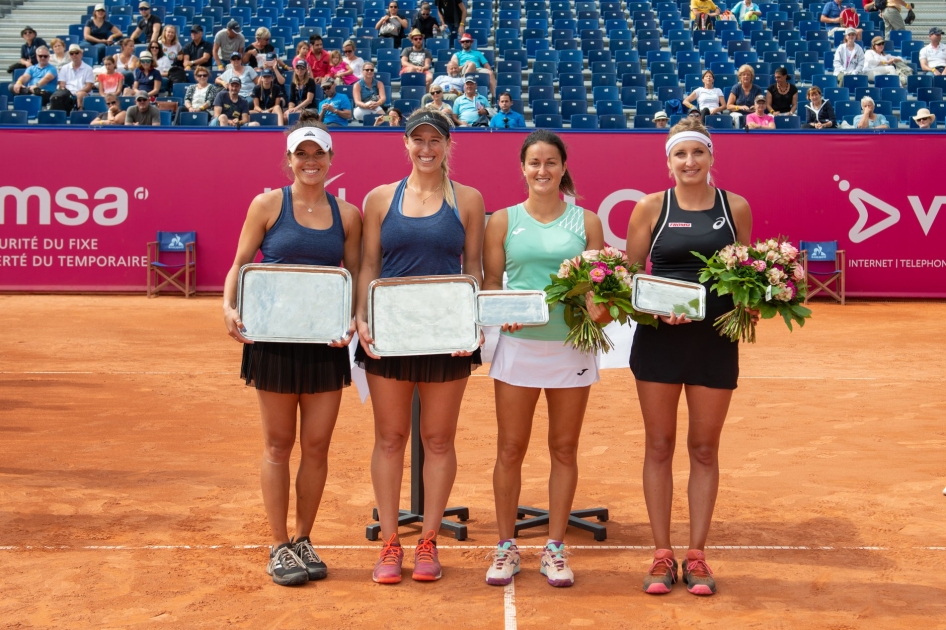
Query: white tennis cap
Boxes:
[{"xmin": 286, "ymin": 127, "xmax": 332, "ymax": 153}]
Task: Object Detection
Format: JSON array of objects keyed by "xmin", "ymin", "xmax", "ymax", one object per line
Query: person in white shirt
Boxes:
[
  {"xmin": 833, "ymin": 28, "xmax": 865, "ymax": 87},
  {"xmin": 57, "ymin": 43, "xmax": 96, "ymax": 110},
  {"xmin": 682, "ymin": 69, "xmax": 727, "ymax": 119},
  {"xmin": 920, "ymin": 27, "xmax": 946, "ymax": 75},
  {"xmin": 427, "ymin": 59, "xmax": 464, "ymax": 104},
  {"xmin": 864, "ymin": 36, "xmax": 912, "ymax": 86}
]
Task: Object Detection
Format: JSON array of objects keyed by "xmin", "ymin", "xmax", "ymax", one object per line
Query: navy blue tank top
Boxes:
[
  {"xmin": 260, "ymin": 186, "xmax": 346, "ymax": 266},
  {"xmin": 379, "ymin": 178, "xmax": 466, "ymax": 278},
  {"xmin": 649, "ymin": 188, "xmax": 736, "ymax": 284}
]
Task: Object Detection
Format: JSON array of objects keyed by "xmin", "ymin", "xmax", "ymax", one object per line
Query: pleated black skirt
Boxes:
[
  {"xmin": 354, "ymin": 344, "xmax": 481, "ymax": 383},
  {"xmin": 241, "ymin": 342, "xmax": 351, "ymax": 394}
]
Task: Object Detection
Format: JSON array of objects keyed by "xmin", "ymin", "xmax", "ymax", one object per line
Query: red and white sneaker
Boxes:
[{"xmin": 682, "ymin": 549, "xmax": 716, "ymax": 596}]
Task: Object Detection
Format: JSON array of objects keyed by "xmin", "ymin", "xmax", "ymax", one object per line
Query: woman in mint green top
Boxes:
[{"xmin": 481, "ymin": 130, "xmax": 609, "ymax": 588}]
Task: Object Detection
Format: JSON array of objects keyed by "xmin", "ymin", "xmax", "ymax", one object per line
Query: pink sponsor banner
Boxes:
[{"xmin": 0, "ymin": 128, "xmax": 943, "ymax": 296}]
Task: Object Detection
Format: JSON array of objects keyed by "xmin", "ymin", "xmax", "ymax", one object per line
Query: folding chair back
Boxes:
[
  {"xmin": 147, "ymin": 231, "xmax": 197, "ymax": 297},
  {"xmin": 799, "ymin": 240, "xmax": 845, "ymax": 304}
]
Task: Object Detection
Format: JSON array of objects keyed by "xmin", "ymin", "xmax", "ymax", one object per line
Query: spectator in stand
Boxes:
[
  {"xmin": 182, "ymin": 24, "xmax": 213, "ymax": 70},
  {"xmin": 654, "ymin": 110, "xmax": 670, "ymax": 128},
  {"xmin": 49, "ymin": 38, "xmax": 70, "ymax": 71},
  {"xmin": 133, "ymin": 51, "xmax": 162, "ymax": 99},
  {"xmin": 125, "ymin": 90, "xmax": 161, "ymax": 125},
  {"xmin": 287, "ymin": 59, "xmax": 318, "ymax": 115},
  {"xmin": 329, "ymin": 49, "xmax": 354, "ymax": 85},
  {"xmin": 148, "ymin": 43, "xmax": 171, "ymax": 92},
  {"xmin": 865, "ymin": 36, "xmax": 912, "ymax": 86},
  {"xmin": 84, "ymin": 4, "xmax": 123, "ymax": 64},
  {"xmin": 218, "ymin": 51, "xmax": 258, "ymax": 99},
  {"xmin": 54, "ymin": 44, "xmax": 95, "ymax": 112},
  {"xmin": 437, "ymin": 0, "xmax": 466, "ymax": 46},
  {"xmin": 690, "ymin": 0, "xmax": 719, "ymax": 31},
  {"xmin": 881, "ymin": 0, "xmax": 909, "ymax": 40},
  {"xmin": 401, "ymin": 29, "xmax": 433, "ymax": 87},
  {"xmin": 732, "ymin": 0, "xmax": 760, "ymax": 23},
  {"xmin": 766, "ymin": 67, "xmax": 798, "ymax": 115},
  {"xmin": 244, "ymin": 27, "xmax": 274, "ymax": 70},
  {"xmin": 159, "ymin": 25, "xmax": 181, "ymax": 63},
  {"xmin": 8, "ymin": 46, "xmax": 56, "ymax": 105},
  {"xmin": 429, "ymin": 59, "xmax": 465, "ymax": 103},
  {"xmin": 912, "ymin": 107, "xmax": 935, "ymax": 129},
  {"xmin": 746, "ymin": 94, "xmax": 775, "ymax": 129},
  {"xmin": 352, "ymin": 61, "xmax": 386, "ymax": 122},
  {"xmin": 453, "ymin": 74, "xmax": 490, "ymax": 126},
  {"xmin": 803, "ymin": 85, "xmax": 837, "ymax": 129},
  {"xmin": 91, "ymin": 94, "xmax": 126, "ymax": 125},
  {"xmin": 252, "ymin": 70, "xmax": 286, "ymax": 125},
  {"xmin": 425, "ymin": 83, "xmax": 459, "ymax": 124},
  {"xmin": 342, "ymin": 41, "xmax": 365, "ymax": 82},
  {"xmin": 452, "ymin": 32, "xmax": 495, "ymax": 99},
  {"xmin": 834, "ymin": 27, "xmax": 866, "ymax": 86},
  {"xmin": 130, "ymin": 2, "xmax": 161, "ymax": 45},
  {"xmin": 821, "ymin": 0, "xmax": 858, "ymax": 39},
  {"xmin": 853, "ymin": 95, "xmax": 889, "ymax": 128},
  {"xmin": 293, "ymin": 41, "xmax": 311, "ymax": 69},
  {"xmin": 184, "ymin": 67, "xmax": 220, "ymax": 116},
  {"xmin": 306, "ymin": 35, "xmax": 332, "ymax": 80},
  {"xmin": 8, "ymin": 26, "xmax": 46, "ymax": 74},
  {"xmin": 377, "ymin": 2, "xmax": 408, "ymax": 48},
  {"xmin": 489, "ymin": 92, "xmax": 525, "ymax": 128},
  {"xmin": 213, "ymin": 20, "xmax": 245, "ymax": 71},
  {"xmin": 317, "ymin": 78, "xmax": 352, "ymax": 127},
  {"xmin": 920, "ymin": 27, "xmax": 946, "ymax": 76},
  {"xmin": 683, "ymin": 69, "xmax": 726, "ymax": 120},
  {"xmin": 412, "ymin": 2, "xmax": 444, "ymax": 39},
  {"xmin": 727, "ymin": 64, "xmax": 763, "ymax": 127},
  {"xmin": 115, "ymin": 38, "xmax": 139, "ymax": 90},
  {"xmin": 96, "ymin": 56, "xmax": 125, "ymax": 98},
  {"xmin": 373, "ymin": 106, "xmax": 403, "ymax": 126},
  {"xmin": 213, "ymin": 75, "xmax": 258, "ymax": 126},
  {"xmin": 864, "ymin": 0, "xmax": 877, "ymax": 11}
]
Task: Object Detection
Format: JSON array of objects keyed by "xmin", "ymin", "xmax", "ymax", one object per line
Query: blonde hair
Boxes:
[
  {"xmin": 329, "ymin": 49, "xmax": 342, "ymax": 65},
  {"xmin": 161, "ymin": 25, "xmax": 178, "ymax": 46},
  {"xmin": 406, "ymin": 109, "xmax": 456, "ymax": 209},
  {"xmin": 256, "ymin": 26, "xmax": 270, "ymax": 39},
  {"xmin": 667, "ymin": 119, "xmax": 714, "ymax": 184},
  {"xmin": 296, "ymin": 41, "xmax": 309, "ymax": 56},
  {"xmin": 737, "ymin": 64, "xmax": 755, "ymax": 81}
]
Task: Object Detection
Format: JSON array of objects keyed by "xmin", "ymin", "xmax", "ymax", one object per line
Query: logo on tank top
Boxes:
[
  {"xmin": 712, "ymin": 217, "xmax": 726, "ymax": 230},
  {"xmin": 668, "ymin": 222, "xmax": 691, "ymax": 228},
  {"xmin": 511, "ymin": 228, "xmax": 525, "ymax": 235}
]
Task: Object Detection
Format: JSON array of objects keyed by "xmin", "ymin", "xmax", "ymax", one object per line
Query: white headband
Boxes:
[
  {"xmin": 286, "ymin": 127, "xmax": 332, "ymax": 153},
  {"xmin": 665, "ymin": 131, "xmax": 713, "ymax": 157}
]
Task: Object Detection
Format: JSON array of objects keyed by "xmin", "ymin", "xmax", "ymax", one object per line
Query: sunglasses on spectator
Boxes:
[
  {"xmin": 196, "ymin": 73, "xmax": 209, "ymax": 78},
  {"xmin": 412, "ymin": 37, "xmax": 422, "ymax": 41},
  {"xmin": 364, "ymin": 67, "xmax": 375, "ymax": 71},
  {"xmin": 140, "ymin": 6, "xmax": 149, "ymax": 9},
  {"xmin": 69, "ymin": 51, "xmax": 81, "ymax": 55},
  {"xmin": 430, "ymin": 89, "xmax": 442, "ymax": 94},
  {"xmin": 36, "ymin": 54, "xmax": 49, "ymax": 58},
  {"xmin": 344, "ymin": 48, "xmax": 353, "ymax": 52},
  {"xmin": 150, "ymin": 45, "xmax": 160, "ymax": 49}
]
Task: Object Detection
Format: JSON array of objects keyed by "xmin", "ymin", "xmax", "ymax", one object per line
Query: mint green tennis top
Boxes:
[{"xmin": 502, "ymin": 203, "xmax": 588, "ymax": 342}]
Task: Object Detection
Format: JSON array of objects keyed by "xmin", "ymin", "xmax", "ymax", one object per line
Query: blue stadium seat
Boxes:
[
  {"xmin": 880, "ymin": 88, "xmax": 906, "ymax": 107},
  {"xmin": 529, "ymin": 86, "xmax": 555, "ymax": 103},
  {"xmin": 84, "ymin": 95, "xmax": 107, "ymax": 113},
  {"xmin": 704, "ymin": 114, "xmax": 733, "ymax": 129},
  {"xmin": 917, "ymin": 88, "xmax": 943, "ymax": 104},
  {"xmin": 833, "ymin": 100, "xmax": 861, "ymax": 119},
  {"xmin": 69, "ymin": 110, "xmax": 97, "ymax": 125},
  {"xmin": 636, "ymin": 100, "xmax": 662, "ymax": 116},
  {"xmin": 598, "ymin": 113, "xmax": 627, "ymax": 128},
  {"xmin": 570, "ymin": 114, "xmax": 598, "ymax": 129},
  {"xmin": 658, "ymin": 86, "xmax": 684, "ymax": 101},
  {"xmin": 594, "ymin": 100, "xmax": 623, "ymax": 116},
  {"xmin": 561, "ymin": 99, "xmax": 587, "ymax": 119},
  {"xmin": 593, "ymin": 86, "xmax": 619, "ymax": 102},
  {"xmin": 12, "ymin": 95, "xmax": 41, "ymax": 119},
  {"xmin": 37, "ymin": 110, "xmax": 67, "ymax": 125},
  {"xmin": 178, "ymin": 111, "xmax": 209, "ymax": 125},
  {"xmin": 532, "ymin": 99, "xmax": 561, "ymax": 116},
  {"xmin": 773, "ymin": 114, "xmax": 800, "ymax": 129},
  {"xmin": 621, "ymin": 86, "xmax": 647, "ymax": 107},
  {"xmin": 632, "ymin": 115, "xmax": 655, "ymax": 128},
  {"xmin": 558, "ymin": 72, "xmax": 584, "ymax": 87},
  {"xmin": 535, "ymin": 113, "xmax": 563, "ymax": 128},
  {"xmin": 392, "ymin": 99, "xmax": 420, "ymax": 116},
  {"xmin": 822, "ymin": 87, "xmax": 849, "ymax": 102}
]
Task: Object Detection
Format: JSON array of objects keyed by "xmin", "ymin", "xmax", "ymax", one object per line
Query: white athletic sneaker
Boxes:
[
  {"xmin": 485, "ymin": 540, "xmax": 520, "ymax": 585},
  {"xmin": 539, "ymin": 541, "xmax": 574, "ymax": 587}
]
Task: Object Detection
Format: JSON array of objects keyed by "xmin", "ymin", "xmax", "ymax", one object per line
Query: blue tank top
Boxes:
[
  {"xmin": 260, "ymin": 186, "xmax": 346, "ymax": 266},
  {"xmin": 379, "ymin": 178, "xmax": 466, "ymax": 278}
]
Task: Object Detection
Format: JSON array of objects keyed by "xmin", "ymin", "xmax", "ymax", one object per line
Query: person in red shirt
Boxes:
[{"xmin": 305, "ymin": 34, "xmax": 331, "ymax": 79}]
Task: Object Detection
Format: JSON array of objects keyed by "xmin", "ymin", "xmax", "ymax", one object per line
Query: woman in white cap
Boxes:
[
  {"xmin": 223, "ymin": 112, "xmax": 362, "ymax": 587},
  {"xmin": 83, "ymin": 4, "xmax": 123, "ymax": 64},
  {"xmin": 355, "ymin": 109, "xmax": 485, "ymax": 585},
  {"xmin": 864, "ymin": 36, "xmax": 912, "ymax": 86},
  {"xmin": 833, "ymin": 28, "xmax": 866, "ymax": 87},
  {"xmin": 625, "ymin": 118, "xmax": 754, "ymax": 597},
  {"xmin": 132, "ymin": 50, "xmax": 162, "ymax": 99},
  {"xmin": 913, "ymin": 108, "xmax": 936, "ymax": 129}
]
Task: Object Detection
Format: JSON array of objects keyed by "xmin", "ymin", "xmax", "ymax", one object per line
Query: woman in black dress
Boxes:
[{"xmin": 625, "ymin": 118, "xmax": 754, "ymax": 596}]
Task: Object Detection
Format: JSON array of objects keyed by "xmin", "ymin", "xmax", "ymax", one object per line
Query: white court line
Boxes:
[
  {"xmin": 503, "ymin": 581, "xmax": 517, "ymax": 630},
  {"xmin": 0, "ymin": 372, "xmax": 887, "ymax": 380},
  {"xmin": 1, "ymin": 544, "xmax": 943, "ymax": 552},
  {"xmin": 0, "ymin": 371, "xmax": 232, "ymax": 375}
]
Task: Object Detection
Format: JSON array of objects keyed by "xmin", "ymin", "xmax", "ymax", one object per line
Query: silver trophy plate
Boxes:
[
  {"xmin": 632, "ymin": 274, "xmax": 706, "ymax": 321},
  {"xmin": 475, "ymin": 290, "xmax": 549, "ymax": 327},
  {"xmin": 368, "ymin": 275, "xmax": 480, "ymax": 356},
  {"xmin": 238, "ymin": 264, "xmax": 352, "ymax": 343}
]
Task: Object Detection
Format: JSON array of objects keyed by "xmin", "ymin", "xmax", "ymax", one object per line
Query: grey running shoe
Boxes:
[
  {"xmin": 682, "ymin": 549, "xmax": 716, "ymax": 596},
  {"xmin": 267, "ymin": 542, "xmax": 309, "ymax": 586},
  {"xmin": 642, "ymin": 549, "xmax": 678, "ymax": 594},
  {"xmin": 292, "ymin": 536, "xmax": 328, "ymax": 581}
]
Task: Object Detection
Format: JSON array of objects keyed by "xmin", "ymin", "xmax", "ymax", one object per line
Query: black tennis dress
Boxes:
[
  {"xmin": 240, "ymin": 186, "xmax": 352, "ymax": 394},
  {"xmin": 630, "ymin": 188, "xmax": 739, "ymax": 390}
]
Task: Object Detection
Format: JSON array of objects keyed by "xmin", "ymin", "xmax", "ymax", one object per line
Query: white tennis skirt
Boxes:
[{"xmin": 489, "ymin": 334, "xmax": 600, "ymax": 389}]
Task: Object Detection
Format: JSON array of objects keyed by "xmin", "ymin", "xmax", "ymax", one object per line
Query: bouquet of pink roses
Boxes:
[
  {"xmin": 692, "ymin": 237, "xmax": 812, "ymax": 343},
  {"xmin": 544, "ymin": 246, "xmax": 658, "ymax": 354}
]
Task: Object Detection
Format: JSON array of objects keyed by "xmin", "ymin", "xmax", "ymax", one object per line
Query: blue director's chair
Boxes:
[
  {"xmin": 799, "ymin": 240, "xmax": 845, "ymax": 304},
  {"xmin": 147, "ymin": 231, "xmax": 197, "ymax": 298}
]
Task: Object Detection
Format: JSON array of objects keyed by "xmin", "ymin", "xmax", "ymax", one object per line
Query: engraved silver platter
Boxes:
[
  {"xmin": 368, "ymin": 275, "xmax": 480, "ymax": 356},
  {"xmin": 238, "ymin": 264, "xmax": 352, "ymax": 343},
  {"xmin": 475, "ymin": 290, "xmax": 549, "ymax": 327},
  {"xmin": 632, "ymin": 273, "xmax": 706, "ymax": 321}
]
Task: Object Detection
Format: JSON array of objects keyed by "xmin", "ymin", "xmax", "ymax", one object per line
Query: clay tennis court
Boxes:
[{"xmin": 1, "ymin": 295, "xmax": 944, "ymax": 629}]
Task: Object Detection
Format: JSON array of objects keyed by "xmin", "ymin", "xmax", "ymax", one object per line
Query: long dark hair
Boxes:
[{"xmin": 519, "ymin": 129, "xmax": 576, "ymax": 197}]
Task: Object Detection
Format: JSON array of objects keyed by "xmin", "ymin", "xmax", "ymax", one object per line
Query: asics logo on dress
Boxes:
[
  {"xmin": 511, "ymin": 228, "xmax": 525, "ymax": 235},
  {"xmin": 712, "ymin": 217, "xmax": 726, "ymax": 230},
  {"xmin": 668, "ymin": 222, "xmax": 691, "ymax": 228}
]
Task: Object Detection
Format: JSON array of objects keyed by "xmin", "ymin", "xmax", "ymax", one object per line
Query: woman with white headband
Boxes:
[
  {"xmin": 222, "ymin": 111, "xmax": 363, "ymax": 587},
  {"xmin": 624, "ymin": 119, "xmax": 754, "ymax": 596}
]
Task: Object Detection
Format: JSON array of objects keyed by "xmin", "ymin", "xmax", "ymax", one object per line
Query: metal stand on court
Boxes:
[
  {"xmin": 514, "ymin": 505, "xmax": 609, "ymax": 541},
  {"xmin": 366, "ymin": 387, "xmax": 470, "ymax": 541}
]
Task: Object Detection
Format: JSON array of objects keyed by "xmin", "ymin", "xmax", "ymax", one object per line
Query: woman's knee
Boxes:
[
  {"xmin": 688, "ymin": 441, "xmax": 719, "ymax": 467},
  {"xmin": 496, "ymin": 438, "xmax": 529, "ymax": 468},
  {"xmin": 375, "ymin": 427, "xmax": 410, "ymax": 456},
  {"xmin": 645, "ymin": 436, "xmax": 676, "ymax": 464},
  {"xmin": 263, "ymin": 438, "xmax": 295, "ymax": 464},
  {"xmin": 548, "ymin": 441, "xmax": 578, "ymax": 467},
  {"xmin": 420, "ymin": 432, "xmax": 455, "ymax": 457}
]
